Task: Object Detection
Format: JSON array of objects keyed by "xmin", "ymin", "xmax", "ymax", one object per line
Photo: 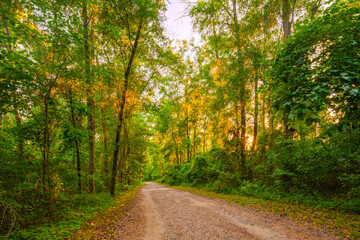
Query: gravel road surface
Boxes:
[{"xmin": 115, "ymin": 182, "xmax": 339, "ymax": 240}]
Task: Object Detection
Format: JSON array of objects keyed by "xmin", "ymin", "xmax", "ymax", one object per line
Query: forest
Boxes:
[{"xmin": 0, "ymin": 0, "xmax": 359, "ymax": 239}]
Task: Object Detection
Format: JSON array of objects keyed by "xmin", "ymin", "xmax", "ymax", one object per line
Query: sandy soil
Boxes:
[{"xmin": 115, "ymin": 182, "xmax": 340, "ymax": 240}]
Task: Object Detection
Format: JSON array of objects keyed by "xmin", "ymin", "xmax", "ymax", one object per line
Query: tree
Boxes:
[
  {"xmin": 82, "ymin": 2, "xmax": 96, "ymax": 194},
  {"xmin": 108, "ymin": 0, "xmax": 165, "ymax": 196},
  {"xmin": 271, "ymin": 1, "xmax": 360, "ymax": 128}
]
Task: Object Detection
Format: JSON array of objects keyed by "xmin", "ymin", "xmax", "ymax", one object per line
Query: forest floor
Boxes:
[{"xmin": 80, "ymin": 182, "xmax": 342, "ymax": 240}]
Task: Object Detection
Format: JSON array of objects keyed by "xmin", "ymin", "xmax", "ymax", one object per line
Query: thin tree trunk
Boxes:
[
  {"xmin": 233, "ymin": 0, "xmax": 247, "ymax": 176},
  {"xmin": 185, "ymin": 93, "xmax": 190, "ymax": 162},
  {"xmin": 269, "ymin": 99, "xmax": 275, "ymax": 148},
  {"xmin": 232, "ymin": 0, "xmax": 237, "ymax": 19},
  {"xmin": 235, "ymin": 103, "xmax": 241, "ymax": 170},
  {"xmin": 83, "ymin": 4, "xmax": 95, "ymax": 193},
  {"xmin": 193, "ymin": 121, "xmax": 197, "ymax": 157},
  {"xmin": 260, "ymin": 92, "xmax": 267, "ymax": 158},
  {"xmin": 172, "ymin": 131, "xmax": 179, "ymax": 164},
  {"xmin": 240, "ymin": 91, "xmax": 246, "ymax": 176},
  {"xmin": 202, "ymin": 120, "xmax": 207, "ymax": 153},
  {"xmin": 110, "ymin": 19, "xmax": 143, "ymax": 197},
  {"xmin": 42, "ymin": 95, "xmax": 54, "ymax": 219},
  {"xmin": 281, "ymin": 0, "xmax": 292, "ymax": 138},
  {"xmin": 180, "ymin": 146, "xmax": 183, "ymax": 164},
  {"xmin": 251, "ymin": 71, "xmax": 258, "ymax": 151},
  {"xmin": 261, "ymin": 87, "xmax": 266, "ymax": 131},
  {"xmin": 118, "ymin": 124, "xmax": 128, "ymax": 183},
  {"xmin": 281, "ymin": 0, "xmax": 292, "ymax": 41},
  {"xmin": 101, "ymin": 106, "xmax": 109, "ymax": 175},
  {"xmin": 186, "ymin": 117, "xmax": 190, "ymax": 162},
  {"xmin": 69, "ymin": 89, "xmax": 82, "ymax": 193},
  {"xmin": 87, "ymin": 98, "xmax": 95, "ymax": 193},
  {"xmin": 75, "ymin": 141, "xmax": 81, "ymax": 193}
]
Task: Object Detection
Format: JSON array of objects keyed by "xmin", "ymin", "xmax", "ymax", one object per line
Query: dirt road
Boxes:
[{"xmin": 115, "ymin": 182, "xmax": 339, "ymax": 240}]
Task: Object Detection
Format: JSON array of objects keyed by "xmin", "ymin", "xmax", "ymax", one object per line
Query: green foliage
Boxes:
[
  {"xmin": 158, "ymin": 153, "xmax": 240, "ymax": 193},
  {"xmin": 10, "ymin": 192, "xmax": 115, "ymax": 240},
  {"xmin": 270, "ymin": 1, "xmax": 360, "ymax": 126},
  {"xmin": 156, "ymin": 128, "xmax": 360, "ymax": 213},
  {"xmin": 2, "ymin": 0, "xmax": 360, "ymax": 238},
  {"xmin": 0, "ymin": 0, "xmax": 164, "ymax": 237},
  {"xmin": 264, "ymin": 129, "xmax": 360, "ymax": 199},
  {"xmin": 69, "ymin": 185, "xmax": 142, "ymax": 239}
]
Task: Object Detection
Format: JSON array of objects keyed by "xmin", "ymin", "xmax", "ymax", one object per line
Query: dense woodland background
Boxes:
[{"xmin": 0, "ymin": 0, "xmax": 359, "ymax": 238}]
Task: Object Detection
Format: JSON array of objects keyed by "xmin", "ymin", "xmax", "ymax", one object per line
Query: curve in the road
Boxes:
[{"xmin": 118, "ymin": 182, "xmax": 339, "ymax": 240}]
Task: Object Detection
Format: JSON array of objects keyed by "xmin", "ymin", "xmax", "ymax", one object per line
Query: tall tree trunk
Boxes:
[
  {"xmin": 269, "ymin": 98, "xmax": 275, "ymax": 148},
  {"xmin": 180, "ymin": 145, "xmax": 183, "ymax": 164},
  {"xmin": 118, "ymin": 124, "xmax": 130, "ymax": 184},
  {"xmin": 110, "ymin": 19, "xmax": 143, "ymax": 197},
  {"xmin": 202, "ymin": 120, "xmax": 207, "ymax": 153},
  {"xmin": 101, "ymin": 106, "xmax": 109, "ymax": 175},
  {"xmin": 232, "ymin": 0, "xmax": 237, "ymax": 20},
  {"xmin": 87, "ymin": 100, "xmax": 95, "ymax": 193},
  {"xmin": 172, "ymin": 131, "xmax": 180, "ymax": 164},
  {"xmin": 233, "ymin": 0, "xmax": 240, "ymax": 171},
  {"xmin": 83, "ymin": 4, "xmax": 95, "ymax": 193},
  {"xmin": 281, "ymin": 0, "xmax": 293, "ymax": 138},
  {"xmin": 260, "ymin": 92, "xmax": 267, "ymax": 158},
  {"xmin": 185, "ymin": 84, "xmax": 190, "ymax": 162},
  {"xmin": 41, "ymin": 95, "xmax": 54, "ymax": 219},
  {"xmin": 261, "ymin": 94, "xmax": 266, "ymax": 132},
  {"xmin": 251, "ymin": 70, "xmax": 258, "ymax": 151},
  {"xmin": 233, "ymin": 0, "xmax": 247, "ymax": 176},
  {"xmin": 240, "ymin": 89, "xmax": 247, "ymax": 176},
  {"xmin": 186, "ymin": 116, "xmax": 190, "ymax": 162},
  {"xmin": 235, "ymin": 103, "xmax": 241, "ymax": 170},
  {"xmin": 281, "ymin": 0, "xmax": 292, "ymax": 41},
  {"xmin": 193, "ymin": 121, "xmax": 197, "ymax": 157},
  {"xmin": 69, "ymin": 89, "xmax": 82, "ymax": 193}
]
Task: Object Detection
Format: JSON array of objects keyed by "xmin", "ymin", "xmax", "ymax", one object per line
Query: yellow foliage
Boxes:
[
  {"xmin": 145, "ymin": 94, "xmax": 152, "ymax": 102},
  {"xmin": 126, "ymin": 90, "xmax": 136, "ymax": 106},
  {"xmin": 120, "ymin": 36, "xmax": 132, "ymax": 47},
  {"xmin": 210, "ymin": 59, "xmax": 225, "ymax": 86},
  {"xmin": 53, "ymin": 174, "xmax": 64, "ymax": 198}
]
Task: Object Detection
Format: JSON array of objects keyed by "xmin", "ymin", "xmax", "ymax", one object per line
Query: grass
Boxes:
[
  {"xmin": 69, "ymin": 185, "xmax": 142, "ymax": 239},
  {"xmin": 164, "ymin": 184, "xmax": 360, "ymax": 240},
  {"xmin": 10, "ymin": 185, "xmax": 142, "ymax": 240}
]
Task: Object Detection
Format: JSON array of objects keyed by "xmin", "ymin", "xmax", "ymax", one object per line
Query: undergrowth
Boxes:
[
  {"xmin": 69, "ymin": 185, "xmax": 142, "ymax": 240},
  {"xmin": 10, "ymin": 185, "xmax": 141, "ymax": 240}
]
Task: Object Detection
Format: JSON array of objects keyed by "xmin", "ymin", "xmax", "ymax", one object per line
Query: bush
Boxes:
[{"xmin": 155, "ymin": 129, "xmax": 360, "ymax": 213}]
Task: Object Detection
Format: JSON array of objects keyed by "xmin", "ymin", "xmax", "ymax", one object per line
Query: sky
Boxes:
[{"xmin": 163, "ymin": 0, "xmax": 197, "ymax": 42}]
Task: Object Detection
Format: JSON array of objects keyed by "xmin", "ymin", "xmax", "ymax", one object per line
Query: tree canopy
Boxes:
[{"xmin": 1, "ymin": 0, "xmax": 359, "ymax": 238}]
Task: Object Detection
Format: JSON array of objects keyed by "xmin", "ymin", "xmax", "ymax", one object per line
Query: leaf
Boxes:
[
  {"xmin": 340, "ymin": 72, "xmax": 350, "ymax": 80},
  {"xmin": 310, "ymin": 96, "xmax": 318, "ymax": 101},
  {"xmin": 350, "ymin": 88, "xmax": 358, "ymax": 96},
  {"xmin": 288, "ymin": 113, "xmax": 296, "ymax": 119},
  {"xmin": 313, "ymin": 85, "xmax": 320, "ymax": 91},
  {"xmin": 342, "ymin": 85, "xmax": 350, "ymax": 91}
]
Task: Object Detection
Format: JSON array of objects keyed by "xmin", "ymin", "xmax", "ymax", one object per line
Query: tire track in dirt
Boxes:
[
  {"xmin": 142, "ymin": 186, "xmax": 164, "ymax": 240},
  {"xmin": 115, "ymin": 182, "xmax": 339, "ymax": 240}
]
